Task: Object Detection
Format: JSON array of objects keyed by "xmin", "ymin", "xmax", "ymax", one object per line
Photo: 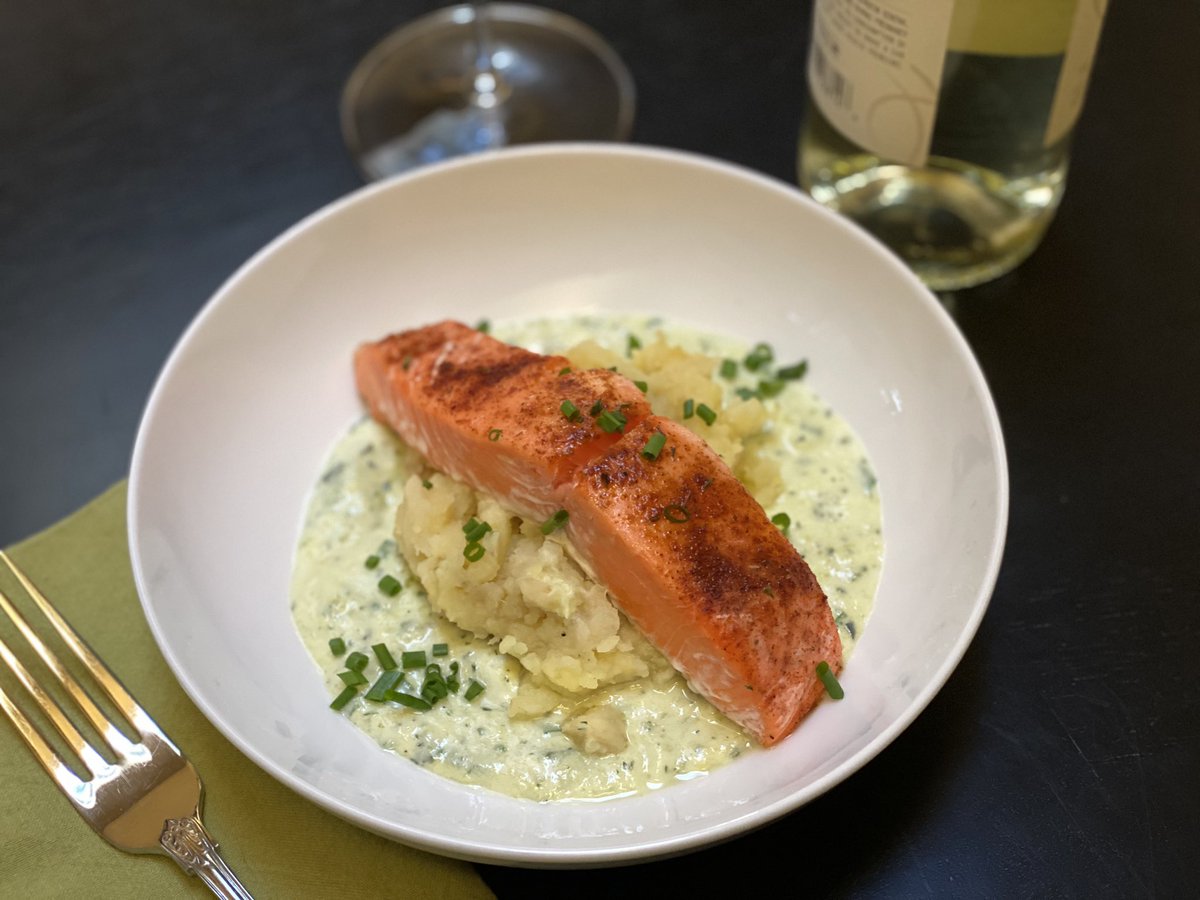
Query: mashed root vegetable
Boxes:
[{"xmin": 393, "ymin": 337, "xmax": 783, "ymax": 719}]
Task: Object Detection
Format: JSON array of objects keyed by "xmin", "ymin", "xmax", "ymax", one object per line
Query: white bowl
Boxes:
[{"xmin": 128, "ymin": 144, "xmax": 1007, "ymax": 866}]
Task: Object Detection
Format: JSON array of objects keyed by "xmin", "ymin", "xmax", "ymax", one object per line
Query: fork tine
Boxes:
[
  {"xmin": 0, "ymin": 628, "xmax": 112, "ymax": 777},
  {"xmin": 0, "ymin": 551, "xmax": 163, "ymax": 742},
  {"xmin": 0, "ymin": 583, "xmax": 139, "ymax": 759},
  {"xmin": 0, "ymin": 679, "xmax": 87, "ymax": 794}
]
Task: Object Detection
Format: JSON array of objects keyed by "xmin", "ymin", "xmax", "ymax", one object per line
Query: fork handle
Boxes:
[{"xmin": 161, "ymin": 814, "xmax": 253, "ymax": 899}]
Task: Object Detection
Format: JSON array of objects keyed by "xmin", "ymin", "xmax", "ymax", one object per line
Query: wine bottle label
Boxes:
[
  {"xmin": 1045, "ymin": 0, "xmax": 1108, "ymax": 146},
  {"xmin": 808, "ymin": 0, "xmax": 1107, "ymax": 164},
  {"xmin": 807, "ymin": 0, "xmax": 956, "ymax": 168}
]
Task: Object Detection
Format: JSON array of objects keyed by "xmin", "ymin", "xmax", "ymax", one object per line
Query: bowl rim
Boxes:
[{"xmin": 127, "ymin": 142, "xmax": 1009, "ymax": 866}]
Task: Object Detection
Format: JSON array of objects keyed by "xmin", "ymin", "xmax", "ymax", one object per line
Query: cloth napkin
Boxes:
[{"xmin": 0, "ymin": 483, "xmax": 494, "ymax": 899}]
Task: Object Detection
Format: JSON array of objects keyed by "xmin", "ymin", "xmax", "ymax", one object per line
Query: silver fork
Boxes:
[{"xmin": 0, "ymin": 550, "xmax": 252, "ymax": 898}]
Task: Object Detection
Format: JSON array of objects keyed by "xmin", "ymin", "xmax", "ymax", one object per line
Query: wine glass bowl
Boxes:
[{"xmin": 342, "ymin": 3, "xmax": 636, "ymax": 180}]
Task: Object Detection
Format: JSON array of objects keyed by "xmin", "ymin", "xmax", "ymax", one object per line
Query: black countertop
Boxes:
[{"xmin": 3, "ymin": 1, "xmax": 1197, "ymax": 895}]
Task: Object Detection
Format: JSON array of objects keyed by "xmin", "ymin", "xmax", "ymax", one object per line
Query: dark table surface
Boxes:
[{"xmin": 3, "ymin": 1, "xmax": 1198, "ymax": 896}]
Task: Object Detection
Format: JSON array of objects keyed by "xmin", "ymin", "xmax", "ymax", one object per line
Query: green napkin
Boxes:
[{"xmin": 0, "ymin": 483, "xmax": 494, "ymax": 899}]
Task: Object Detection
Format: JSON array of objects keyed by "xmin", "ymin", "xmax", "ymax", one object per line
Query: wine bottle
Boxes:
[{"xmin": 798, "ymin": 0, "xmax": 1108, "ymax": 290}]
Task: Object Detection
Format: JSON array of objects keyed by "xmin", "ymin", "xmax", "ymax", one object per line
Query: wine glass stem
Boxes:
[{"xmin": 469, "ymin": 2, "xmax": 502, "ymax": 106}]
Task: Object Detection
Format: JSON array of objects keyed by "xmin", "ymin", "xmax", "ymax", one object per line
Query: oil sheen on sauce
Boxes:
[{"xmin": 289, "ymin": 314, "xmax": 883, "ymax": 801}]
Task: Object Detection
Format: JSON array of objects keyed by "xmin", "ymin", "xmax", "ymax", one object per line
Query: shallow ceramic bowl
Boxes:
[{"xmin": 128, "ymin": 145, "xmax": 1007, "ymax": 866}]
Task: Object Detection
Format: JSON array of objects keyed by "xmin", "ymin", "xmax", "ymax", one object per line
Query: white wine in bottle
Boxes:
[{"xmin": 798, "ymin": 0, "xmax": 1108, "ymax": 290}]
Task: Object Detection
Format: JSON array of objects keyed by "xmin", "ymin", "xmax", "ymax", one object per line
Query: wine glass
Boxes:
[{"xmin": 341, "ymin": 3, "xmax": 636, "ymax": 181}]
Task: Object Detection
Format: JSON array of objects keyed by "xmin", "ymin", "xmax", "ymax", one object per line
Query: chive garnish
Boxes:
[
  {"xmin": 464, "ymin": 680, "xmax": 485, "ymax": 701},
  {"xmin": 432, "ymin": 643, "xmax": 449, "ymax": 657},
  {"xmin": 330, "ymin": 685, "xmax": 358, "ymax": 711},
  {"xmin": 664, "ymin": 504, "xmax": 691, "ymax": 523},
  {"xmin": 596, "ymin": 409, "xmax": 627, "ymax": 433},
  {"xmin": 464, "ymin": 541, "xmax": 485, "ymax": 562},
  {"xmin": 337, "ymin": 669, "xmax": 368, "ymax": 687},
  {"xmin": 463, "ymin": 518, "xmax": 492, "ymax": 542},
  {"xmin": 719, "ymin": 359, "xmax": 738, "ymax": 379},
  {"xmin": 682, "ymin": 398, "xmax": 695, "ymax": 419},
  {"xmin": 771, "ymin": 512, "xmax": 791, "ymax": 531},
  {"xmin": 735, "ymin": 387, "xmax": 757, "ymax": 401},
  {"xmin": 372, "ymin": 642, "xmax": 398, "ymax": 670},
  {"xmin": 561, "ymin": 399, "xmax": 580, "ymax": 421},
  {"xmin": 328, "ymin": 637, "xmax": 346, "ymax": 656},
  {"xmin": 422, "ymin": 479, "xmax": 433, "ymax": 489},
  {"xmin": 641, "ymin": 432, "xmax": 667, "ymax": 460},
  {"xmin": 345, "ymin": 651, "xmax": 370, "ymax": 672},
  {"xmin": 364, "ymin": 554, "xmax": 381, "ymax": 569},
  {"xmin": 634, "ymin": 380, "xmax": 648, "ymax": 393},
  {"xmin": 627, "ymin": 334, "xmax": 641, "ymax": 355},
  {"xmin": 378, "ymin": 574, "xmax": 402, "ymax": 596},
  {"xmin": 364, "ymin": 669, "xmax": 403, "ymax": 702},
  {"xmin": 744, "ymin": 342, "xmax": 774, "ymax": 372},
  {"xmin": 475, "ymin": 319, "xmax": 491, "ymax": 334},
  {"xmin": 401, "ymin": 355, "xmax": 413, "ymax": 371},
  {"xmin": 540, "ymin": 509, "xmax": 569, "ymax": 534},
  {"xmin": 488, "ymin": 428, "xmax": 502, "ymax": 442},
  {"xmin": 559, "ymin": 366, "xmax": 571, "ymax": 375},
  {"xmin": 777, "ymin": 360, "xmax": 808, "ymax": 380},
  {"xmin": 696, "ymin": 403, "xmax": 717, "ymax": 426},
  {"xmin": 386, "ymin": 690, "xmax": 433, "ymax": 711},
  {"xmin": 588, "ymin": 399, "xmax": 605, "ymax": 416},
  {"xmin": 401, "ymin": 650, "xmax": 427, "ymax": 669},
  {"xmin": 757, "ymin": 379, "xmax": 786, "ymax": 398},
  {"xmin": 816, "ymin": 661, "xmax": 844, "ymax": 699}
]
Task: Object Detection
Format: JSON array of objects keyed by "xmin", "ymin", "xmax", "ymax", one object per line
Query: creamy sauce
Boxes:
[{"xmin": 289, "ymin": 313, "xmax": 882, "ymax": 801}]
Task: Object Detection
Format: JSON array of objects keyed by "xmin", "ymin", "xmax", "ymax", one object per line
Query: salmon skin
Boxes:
[{"xmin": 354, "ymin": 320, "xmax": 842, "ymax": 745}]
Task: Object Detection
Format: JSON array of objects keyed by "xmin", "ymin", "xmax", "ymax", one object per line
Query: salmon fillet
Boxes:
[{"xmin": 354, "ymin": 320, "xmax": 842, "ymax": 745}]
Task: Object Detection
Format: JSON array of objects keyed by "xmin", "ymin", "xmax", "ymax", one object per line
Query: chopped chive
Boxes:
[
  {"xmin": 487, "ymin": 428, "xmax": 502, "ymax": 442},
  {"xmin": 378, "ymin": 574, "xmax": 402, "ymax": 596},
  {"xmin": 345, "ymin": 651, "xmax": 370, "ymax": 672},
  {"xmin": 560, "ymin": 399, "xmax": 580, "ymax": 421},
  {"xmin": 641, "ymin": 432, "xmax": 667, "ymax": 460},
  {"xmin": 596, "ymin": 409, "xmax": 627, "ymax": 433},
  {"xmin": 464, "ymin": 680, "xmax": 486, "ymax": 701},
  {"xmin": 663, "ymin": 504, "xmax": 691, "ymax": 523},
  {"xmin": 422, "ymin": 479, "xmax": 433, "ymax": 489},
  {"xmin": 463, "ymin": 518, "xmax": 492, "ymax": 542},
  {"xmin": 421, "ymin": 665, "xmax": 449, "ymax": 702},
  {"xmin": 627, "ymin": 334, "xmax": 641, "ymax": 355},
  {"xmin": 682, "ymin": 398, "xmax": 695, "ymax": 419},
  {"xmin": 330, "ymin": 685, "xmax": 358, "ymax": 711},
  {"xmin": 385, "ymin": 690, "xmax": 433, "ymax": 711},
  {"xmin": 735, "ymin": 387, "xmax": 758, "ymax": 401},
  {"xmin": 401, "ymin": 355, "xmax": 413, "ymax": 371},
  {"xmin": 372, "ymin": 642, "xmax": 398, "ymax": 670},
  {"xmin": 401, "ymin": 650, "xmax": 427, "ymax": 669},
  {"xmin": 464, "ymin": 541, "xmax": 485, "ymax": 562},
  {"xmin": 364, "ymin": 554, "xmax": 381, "ymax": 570},
  {"xmin": 559, "ymin": 366, "xmax": 571, "ymax": 375},
  {"xmin": 816, "ymin": 661, "xmax": 844, "ymax": 699},
  {"xmin": 589, "ymin": 399, "xmax": 605, "ymax": 416},
  {"xmin": 771, "ymin": 512, "xmax": 791, "ymax": 531},
  {"xmin": 719, "ymin": 359, "xmax": 738, "ymax": 379},
  {"xmin": 777, "ymin": 360, "xmax": 808, "ymax": 380},
  {"xmin": 337, "ymin": 669, "xmax": 368, "ymax": 687},
  {"xmin": 540, "ymin": 509, "xmax": 569, "ymax": 534},
  {"xmin": 432, "ymin": 643, "xmax": 449, "ymax": 657},
  {"xmin": 475, "ymin": 319, "xmax": 491, "ymax": 334},
  {"xmin": 696, "ymin": 403, "xmax": 717, "ymax": 426},
  {"xmin": 744, "ymin": 342, "xmax": 774, "ymax": 372},
  {"xmin": 634, "ymin": 380, "xmax": 648, "ymax": 393},
  {"xmin": 364, "ymin": 669, "xmax": 403, "ymax": 701},
  {"xmin": 757, "ymin": 379, "xmax": 786, "ymax": 398},
  {"xmin": 328, "ymin": 637, "xmax": 346, "ymax": 656}
]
